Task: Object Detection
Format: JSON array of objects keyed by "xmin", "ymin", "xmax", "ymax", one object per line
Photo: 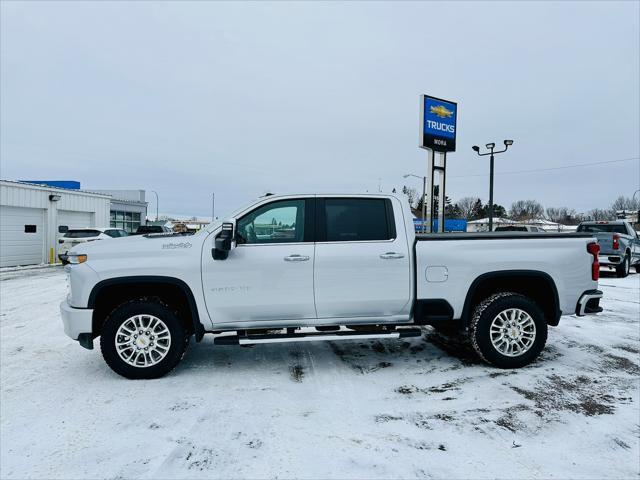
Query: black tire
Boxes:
[
  {"xmin": 469, "ymin": 292, "xmax": 548, "ymax": 369},
  {"xmin": 635, "ymin": 264, "xmax": 640, "ymax": 274},
  {"xmin": 616, "ymin": 254, "xmax": 630, "ymax": 278},
  {"xmin": 100, "ymin": 298, "xmax": 189, "ymax": 379}
]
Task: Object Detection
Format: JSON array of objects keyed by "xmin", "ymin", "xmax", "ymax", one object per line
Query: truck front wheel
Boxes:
[
  {"xmin": 100, "ymin": 299, "xmax": 189, "ymax": 379},
  {"xmin": 469, "ymin": 292, "xmax": 547, "ymax": 369}
]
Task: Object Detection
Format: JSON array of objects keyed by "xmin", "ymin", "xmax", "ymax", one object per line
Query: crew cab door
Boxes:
[
  {"xmin": 202, "ymin": 198, "xmax": 316, "ymax": 325},
  {"xmin": 313, "ymin": 197, "xmax": 411, "ymax": 319}
]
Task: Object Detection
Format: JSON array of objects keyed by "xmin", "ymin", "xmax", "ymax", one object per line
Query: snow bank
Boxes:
[{"xmin": 1, "ymin": 268, "xmax": 638, "ymax": 479}]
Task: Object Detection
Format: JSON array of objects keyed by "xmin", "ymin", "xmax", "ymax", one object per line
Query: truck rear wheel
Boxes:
[
  {"xmin": 616, "ymin": 254, "xmax": 630, "ymax": 278},
  {"xmin": 469, "ymin": 292, "xmax": 547, "ymax": 369},
  {"xmin": 100, "ymin": 299, "xmax": 189, "ymax": 379}
]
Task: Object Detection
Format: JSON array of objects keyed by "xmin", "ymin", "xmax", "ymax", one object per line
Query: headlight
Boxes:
[{"xmin": 67, "ymin": 254, "xmax": 87, "ymax": 264}]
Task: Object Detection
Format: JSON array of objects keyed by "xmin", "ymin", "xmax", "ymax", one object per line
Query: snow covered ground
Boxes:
[{"xmin": 1, "ymin": 267, "xmax": 638, "ymax": 480}]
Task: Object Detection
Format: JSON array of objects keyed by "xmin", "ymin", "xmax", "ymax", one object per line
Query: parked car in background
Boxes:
[
  {"xmin": 58, "ymin": 228, "xmax": 128, "ymax": 264},
  {"xmin": 494, "ymin": 225, "xmax": 546, "ymax": 232},
  {"xmin": 576, "ymin": 220, "xmax": 640, "ymax": 277},
  {"xmin": 60, "ymin": 193, "xmax": 602, "ymax": 379},
  {"xmin": 134, "ymin": 225, "xmax": 173, "ymax": 235}
]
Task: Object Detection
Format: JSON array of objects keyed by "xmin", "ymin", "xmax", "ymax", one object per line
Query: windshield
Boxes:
[
  {"xmin": 577, "ymin": 224, "xmax": 627, "ymax": 234},
  {"xmin": 64, "ymin": 230, "xmax": 101, "ymax": 238}
]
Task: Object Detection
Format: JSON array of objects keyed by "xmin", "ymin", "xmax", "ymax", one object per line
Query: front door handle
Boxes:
[
  {"xmin": 284, "ymin": 254, "xmax": 310, "ymax": 262},
  {"xmin": 380, "ymin": 252, "xmax": 405, "ymax": 259}
]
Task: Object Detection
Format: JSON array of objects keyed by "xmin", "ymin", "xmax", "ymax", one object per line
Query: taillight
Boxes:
[
  {"xmin": 587, "ymin": 242, "xmax": 600, "ymax": 281},
  {"xmin": 612, "ymin": 234, "xmax": 620, "ymax": 250}
]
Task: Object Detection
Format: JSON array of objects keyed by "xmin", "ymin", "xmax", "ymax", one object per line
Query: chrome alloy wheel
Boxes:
[
  {"xmin": 115, "ymin": 315, "xmax": 172, "ymax": 368},
  {"xmin": 489, "ymin": 308, "xmax": 536, "ymax": 357}
]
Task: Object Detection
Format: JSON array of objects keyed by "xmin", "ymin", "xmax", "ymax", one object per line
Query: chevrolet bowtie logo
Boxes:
[{"xmin": 430, "ymin": 105, "xmax": 454, "ymax": 119}]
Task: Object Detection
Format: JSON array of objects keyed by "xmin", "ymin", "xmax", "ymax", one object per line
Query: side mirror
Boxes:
[{"xmin": 212, "ymin": 222, "xmax": 235, "ymax": 260}]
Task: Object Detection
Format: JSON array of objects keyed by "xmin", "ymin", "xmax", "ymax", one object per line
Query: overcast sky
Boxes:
[{"xmin": 1, "ymin": 1, "xmax": 639, "ymax": 219}]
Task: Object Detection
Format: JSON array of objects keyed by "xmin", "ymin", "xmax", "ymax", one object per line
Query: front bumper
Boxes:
[
  {"xmin": 60, "ymin": 300, "xmax": 94, "ymax": 349},
  {"xmin": 575, "ymin": 290, "xmax": 603, "ymax": 316}
]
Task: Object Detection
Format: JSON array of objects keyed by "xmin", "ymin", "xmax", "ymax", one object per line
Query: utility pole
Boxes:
[
  {"xmin": 472, "ymin": 140, "xmax": 513, "ymax": 232},
  {"xmin": 212, "ymin": 192, "xmax": 215, "ymax": 221}
]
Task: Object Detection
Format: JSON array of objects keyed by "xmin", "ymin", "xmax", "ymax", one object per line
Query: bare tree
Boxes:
[
  {"xmin": 456, "ymin": 197, "xmax": 478, "ymax": 220},
  {"xmin": 611, "ymin": 195, "xmax": 640, "ymax": 212},
  {"xmin": 510, "ymin": 200, "xmax": 544, "ymax": 221},
  {"xmin": 584, "ymin": 208, "xmax": 616, "ymax": 221},
  {"xmin": 401, "ymin": 185, "xmax": 419, "ymax": 209},
  {"xmin": 546, "ymin": 206, "xmax": 579, "ymax": 224}
]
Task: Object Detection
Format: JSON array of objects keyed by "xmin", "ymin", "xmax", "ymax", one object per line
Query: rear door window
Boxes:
[
  {"xmin": 104, "ymin": 230, "xmax": 120, "ymax": 238},
  {"xmin": 322, "ymin": 198, "xmax": 394, "ymax": 242}
]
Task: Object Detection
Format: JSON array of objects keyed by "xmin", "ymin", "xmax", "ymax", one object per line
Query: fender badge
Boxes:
[{"xmin": 162, "ymin": 242, "xmax": 192, "ymax": 250}]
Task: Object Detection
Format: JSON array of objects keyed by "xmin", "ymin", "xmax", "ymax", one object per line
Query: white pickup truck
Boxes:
[{"xmin": 60, "ymin": 193, "xmax": 603, "ymax": 379}]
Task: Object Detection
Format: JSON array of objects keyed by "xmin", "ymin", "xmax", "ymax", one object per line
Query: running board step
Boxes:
[{"xmin": 214, "ymin": 328, "xmax": 423, "ymax": 346}]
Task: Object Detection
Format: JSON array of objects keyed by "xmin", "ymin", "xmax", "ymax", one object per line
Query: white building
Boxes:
[
  {"xmin": 467, "ymin": 217, "xmax": 517, "ymax": 232},
  {"xmin": 467, "ymin": 217, "xmax": 571, "ymax": 232},
  {"xmin": 0, "ymin": 180, "xmax": 110, "ymax": 267},
  {"xmin": 90, "ymin": 189, "xmax": 148, "ymax": 233}
]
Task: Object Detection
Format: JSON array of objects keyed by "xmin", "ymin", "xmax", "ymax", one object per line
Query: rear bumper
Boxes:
[
  {"xmin": 60, "ymin": 300, "xmax": 94, "ymax": 349},
  {"xmin": 598, "ymin": 254, "xmax": 621, "ymax": 266},
  {"xmin": 575, "ymin": 289, "xmax": 603, "ymax": 316}
]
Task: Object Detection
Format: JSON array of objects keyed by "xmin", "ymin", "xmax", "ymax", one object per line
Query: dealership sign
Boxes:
[{"xmin": 420, "ymin": 95, "xmax": 457, "ymax": 152}]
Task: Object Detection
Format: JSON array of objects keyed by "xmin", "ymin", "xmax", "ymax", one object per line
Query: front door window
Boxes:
[{"xmin": 236, "ymin": 199, "xmax": 305, "ymax": 244}]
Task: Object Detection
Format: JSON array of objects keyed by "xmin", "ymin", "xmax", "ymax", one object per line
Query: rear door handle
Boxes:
[
  {"xmin": 380, "ymin": 252, "xmax": 405, "ymax": 259},
  {"xmin": 284, "ymin": 254, "xmax": 310, "ymax": 262}
]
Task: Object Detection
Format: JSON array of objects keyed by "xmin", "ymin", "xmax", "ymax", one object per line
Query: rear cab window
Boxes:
[
  {"xmin": 577, "ymin": 224, "xmax": 627, "ymax": 234},
  {"xmin": 64, "ymin": 230, "xmax": 101, "ymax": 238},
  {"xmin": 495, "ymin": 226, "xmax": 527, "ymax": 232},
  {"xmin": 319, "ymin": 198, "xmax": 396, "ymax": 242}
]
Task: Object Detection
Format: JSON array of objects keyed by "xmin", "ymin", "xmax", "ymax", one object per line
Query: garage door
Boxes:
[
  {"xmin": 0, "ymin": 206, "xmax": 45, "ymax": 267},
  {"xmin": 58, "ymin": 210, "xmax": 95, "ymax": 231}
]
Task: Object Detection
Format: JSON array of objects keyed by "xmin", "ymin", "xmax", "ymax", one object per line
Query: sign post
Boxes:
[{"xmin": 419, "ymin": 95, "xmax": 457, "ymax": 233}]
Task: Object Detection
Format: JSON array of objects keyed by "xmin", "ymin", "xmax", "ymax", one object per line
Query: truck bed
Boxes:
[{"xmin": 413, "ymin": 231, "xmax": 597, "ymax": 323}]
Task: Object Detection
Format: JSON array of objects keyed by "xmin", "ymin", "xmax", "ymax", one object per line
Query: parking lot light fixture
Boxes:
[
  {"xmin": 151, "ymin": 190, "xmax": 159, "ymax": 221},
  {"xmin": 472, "ymin": 140, "xmax": 514, "ymax": 232},
  {"xmin": 404, "ymin": 173, "xmax": 427, "ymax": 232}
]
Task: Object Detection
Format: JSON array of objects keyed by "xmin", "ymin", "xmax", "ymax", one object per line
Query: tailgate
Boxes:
[{"xmin": 591, "ymin": 233, "xmax": 614, "ymax": 253}]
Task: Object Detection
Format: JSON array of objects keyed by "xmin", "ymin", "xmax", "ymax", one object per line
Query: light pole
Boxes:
[
  {"xmin": 212, "ymin": 192, "xmax": 215, "ymax": 221},
  {"xmin": 472, "ymin": 140, "xmax": 513, "ymax": 232},
  {"xmin": 151, "ymin": 190, "xmax": 159, "ymax": 221},
  {"xmin": 404, "ymin": 173, "xmax": 427, "ymax": 232}
]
